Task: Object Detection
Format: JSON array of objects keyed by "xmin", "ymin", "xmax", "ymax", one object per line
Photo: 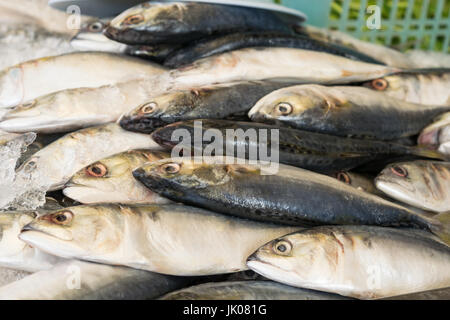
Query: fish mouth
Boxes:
[
  {"xmin": 19, "ymin": 230, "xmax": 80, "ymax": 260},
  {"xmin": 21, "ymin": 223, "xmax": 73, "ymax": 242},
  {"xmin": 418, "ymin": 129, "xmax": 440, "ymax": 148},
  {"xmin": 132, "ymin": 168, "xmax": 168, "ymax": 194},
  {"xmin": 119, "ymin": 115, "xmax": 169, "ymax": 134}
]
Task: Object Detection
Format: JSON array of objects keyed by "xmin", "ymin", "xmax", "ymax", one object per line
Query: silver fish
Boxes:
[
  {"xmin": 15, "ymin": 123, "xmax": 161, "ymax": 191},
  {"xmin": 247, "ymin": 225, "xmax": 450, "ymax": 299},
  {"xmin": 168, "ymin": 47, "xmax": 398, "ymax": 90},
  {"xmin": 19, "ymin": 204, "xmax": 300, "ymax": 276},
  {"xmin": 0, "ymin": 77, "xmax": 168, "ymax": 133},
  {"xmin": 0, "ymin": 52, "xmax": 166, "ymax": 108}
]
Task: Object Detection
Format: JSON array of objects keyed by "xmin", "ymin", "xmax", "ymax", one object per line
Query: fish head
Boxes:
[
  {"xmin": 247, "ymin": 230, "xmax": 340, "ymax": 286},
  {"xmin": 64, "ymin": 150, "xmax": 168, "ymax": 203},
  {"xmin": 0, "ymin": 212, "xmax": 35, "ymax": 262},
  {"xmin": 19, "ymin": 205, "xmax": 124, "ymax": 259},
  {"xmin": 119, "ymin": 91, "xmax": 194, "ymax": 133},
  {"xmin": 132, "ymin": 157, "xmax": 256, "ymax": 199},
  {"xmin": 0, "ymin": 67, "xmax": 24, "ymax": 107},
  {"xmin": 248, "ymin": 85, "xmax": 339, "ymax": 126},
  {"xmin": 105, "ymin": 3, "xmax": 187, "ymax": 44},
  {"xmin": 0, "ymin": 95, "xmax": 60, "ymax": 133},
  {"xmin": 375, "ymin": 161, "xmax": 449, "ymax": 210},
  {"xmin": 71, "ymin": 19, "xmax": 127, "ymax": 53}
]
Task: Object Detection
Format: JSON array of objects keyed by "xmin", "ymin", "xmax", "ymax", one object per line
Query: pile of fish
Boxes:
[{"xmin": 0, "ymin": 1, "xmax": 449, "ymax": 300}]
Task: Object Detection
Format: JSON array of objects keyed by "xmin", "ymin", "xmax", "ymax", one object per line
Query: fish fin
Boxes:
[
  {"xmin": 429, "ymin": 212, "xmax": 450, "ymax": 246},
  {"xmin": 410, "ymin": 146, "xmax": 449, "ymax": 161}
]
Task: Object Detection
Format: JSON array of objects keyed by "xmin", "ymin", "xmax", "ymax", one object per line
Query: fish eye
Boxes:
[
  {"xmin": 273, "ymin": 240, "xmax": 292, "ymax": 256},
  {"xmin": 160, "ymin": 163, "xmax": 180, "ymax": 174},
  {"xmin": 276, "ymin": 102, "xmax": 292, "ymax": 115},
  {"xmin": 86, "ymin": 163, "xmax": 108, "ymax": 177},
  {"xmin": 371, "ymin": 79, "xmax": 388, "ymax": 91},
  {"xmin": 51, "ymin": 210, "xmax": 73, "ymax": 225},
  {"xmin": 123, "ymin": 14, "xmax": 144, "ymax": 26},
  {"xmin": 140, "ymin": 102, "xmax": 157, "ymax": 114},
  {"xmin": 88, "ymin": 21, "xmax": 104, "ymax": 32},
  {"xmin": 336, "ymin": 172, "xmax": 351, "ymax": 184},
  {"xmin": 391, "ymin": 166, "xmax": 408, "ymax": 177}
]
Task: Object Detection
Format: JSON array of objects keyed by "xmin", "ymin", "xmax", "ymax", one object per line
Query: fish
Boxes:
[
  {"xmin": 151, "ymin": 119, "xmax": 444, "ymax": 173},
  {"xmin": 248, "ymin": 84, "xmax": 450, "ymax": 140},
  {"xmin": 71, "ymin": 19, "xmax": 180, "ymax": 63},
  {"xmin": 132, "ymin": 157, "xmax": 450, "ymax": 244},
  {"xmin": 0, "ymin": 211, "xmax": 62, "ymax": 272},
  {"xmin": 16, "ymin": 133, "xmax": 65, "ymax": 168},
  {"xmin": 362, "ymin": 69, "xmax": 450, "ymax": 106},
  {"xmin": 247, "ymin": 225, "xmax": 450, "ymax": 299},
  {"xmin": 104, "ymin": 2, "xmax": 293, "ymax": 45},
  {"xmin": 0, "ymin": 77, "xmax": 168, "ymax": 134},
  {"xmin": 295, "ymin": 25, "xmax": 418, "ymax": 68},
  {"xmin": 64, "ymin": 150, "xmax": 171, "ymax": 204},
  {"xmin": 119, "ymin": 81, "xmax": 300, "ymax": 134},
  {"xmin": 15, "ymin": 123, "xmax": 161, "ymax": 191},
  {"xmin": 168, "ymin": 48, "xmax": 398, "ymax": 90},
  {"xmin": 163, "ymin": 32, "xmax": 383, "ymax": 68},
  {"xmin": 19, "ymin": 204, "xmax": 300, "ymax": 276},
  {"xmin": 0, "ymin": 52, "xmax": 167, "ymax": 108},
  {"xmin": 0, "ymin": 260, "xmax": 191, "ymax": 300},
  {"xmin": 160, "ymin": 280, "xmax": 350, "ymax": 300},
  {"xmin": 375, "ymin": 160, "xmax": 450, "ymax": 213},
  {"xmin": 418, "ymin": 112, "xmax": 450, "ymax": 156}
]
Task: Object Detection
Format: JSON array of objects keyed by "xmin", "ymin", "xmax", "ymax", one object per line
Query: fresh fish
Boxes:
[
  {"xmin": 418, "ymin": 112, "xmax": 450, "ymax": 156},
  {"xmin": 104, "ymin": 2, "xmax": 293, "ymax": 45},
  {"xmin": 362, "ymin": 69, "xmax": 450, "ymax": 106},
  {"xmin": 0, "ymin": 211, "xmax": 62, "ymax": 272},
  {"xmin": 64, "ymin": 150, "xmax": 171, "ymax": 204},
  {"xmin": 168, "ymin": 48, "xmax": 398, "ymax": 90},
  {"xmin": 151, "ymin": 119, "xmax": 444, "ymax": 173},
  {"xmin": 247, "ymin": 225, "xmax": 450, "ymax": 299},
  {"xmin": 330, "ymin": 171, "xmax": 383, "ymax": 196},
  {"xmin": 296, "ymin": 25, "xmax": 418, "ymax": 68},
  {"xmin": 160, "ymin": 280, "xmax": 350, "ymax": 300},
  {"xmin": 0, "ymin": 52, "xmax": 167, "ymax": 108},
  {"xmin": 119, "ymin": 81, "xmax": 299, "ymax": 134},
  {"xmin": 375, "ymin": 160, "xmax": 450, "ymax": 213},
  {"xmin": 164, "ymin": 32, "xmax": 382, "ymax": 68},
  {"xmin": 0, "ymin": 260, "xmax": 190, "ymax": 300},
  {"xmin": 15, "ymin": 123, "xmax": 161, "ymax": 191},
  {"xmin": 71, "ymin": 19, "xmax": 180, "ymax": 63},
  {"xmin": 133, "ymin": 157, "xmax": 450, "ymax": 244},
  {"xmin": 0, "ymin": 77, "xmax": 168, "ymax": 133},
  {"xmin": 248, "ymin": 84, "xmax": 450, "ymax": 140},
  {"xmin": 19, "ymin": 204, "xmax": 299, "ymax": 275}
]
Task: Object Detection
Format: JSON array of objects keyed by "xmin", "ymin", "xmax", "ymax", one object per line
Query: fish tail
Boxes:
[
  {"xmin": 428, "ymin": 212, "xmax": 450, "ymax": 246},
  {"xmin": 410, "ymin": 146, "xmax": 448, "ymax": 161}
]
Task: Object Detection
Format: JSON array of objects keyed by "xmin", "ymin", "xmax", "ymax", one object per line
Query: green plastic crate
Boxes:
[{"xmin": 278, "ymin": 0, "xmax": 449, "ymax": 52}]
